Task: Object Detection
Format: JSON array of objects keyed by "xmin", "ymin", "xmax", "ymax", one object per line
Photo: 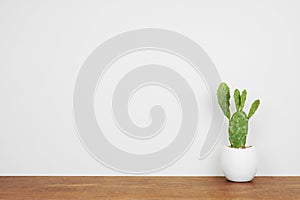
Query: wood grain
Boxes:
[{"xmin": 0, "ymin": 176, "xmax": 299, "ymax": 200}]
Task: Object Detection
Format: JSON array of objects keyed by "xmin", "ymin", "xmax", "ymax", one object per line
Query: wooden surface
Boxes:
[{"xmin": 0, "ymin": 176, "xmax": 299, "ymax": 199}]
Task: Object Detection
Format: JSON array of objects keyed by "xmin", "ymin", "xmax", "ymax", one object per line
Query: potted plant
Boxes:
[{"xmin": 217, "ymin": 82, "xmax": 260, "ymax": 182}]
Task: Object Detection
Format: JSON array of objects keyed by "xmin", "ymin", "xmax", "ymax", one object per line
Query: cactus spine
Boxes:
[{"xmin": 217, "ymin": 83, "xmax": 260, "ymax": 148}]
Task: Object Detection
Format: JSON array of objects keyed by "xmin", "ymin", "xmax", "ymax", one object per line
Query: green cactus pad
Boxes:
[
  {"xmin": 240, "ymin": 89, "xmax": 247, "ymax": 111},
  {"xmin": 229, "ymin": 111, "xmax": 249, "ymax": 148},
  {"xmin": 217, "ymin": 83, "xmax": 231, "ymax": 119},
  {"xmin": 234, "ymin": 89, "xmax": 241, "ymax": 111},
  {"xmin": 248, "ymin": 99, "xmax": 260, "ymax": 119}
]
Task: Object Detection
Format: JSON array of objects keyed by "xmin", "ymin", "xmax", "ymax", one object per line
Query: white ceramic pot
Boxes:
[{"xmin": 221, "ymin": 145, "xmax": 258, "ymax": 182}]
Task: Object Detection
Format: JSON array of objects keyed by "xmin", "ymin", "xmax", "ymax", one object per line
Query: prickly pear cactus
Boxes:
[{"xmin": 217, "ymin": 82, "xmax": 260, "ymax": 148}]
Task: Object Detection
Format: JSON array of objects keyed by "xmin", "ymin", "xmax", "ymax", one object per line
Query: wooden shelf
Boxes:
[{"xmin": 0, "ymin": 176, "xmax": 299, "ymax": 199}]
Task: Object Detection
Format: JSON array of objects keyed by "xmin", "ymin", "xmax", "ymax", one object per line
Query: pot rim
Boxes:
[{"xmin": 224, "ymin": 145, "xmax": 255, "ymax": 151}]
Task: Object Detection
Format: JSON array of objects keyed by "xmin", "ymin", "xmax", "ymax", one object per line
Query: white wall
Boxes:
[{"xmin": 0, "ymin": 0, "xmax": 299, "ymax": 175}]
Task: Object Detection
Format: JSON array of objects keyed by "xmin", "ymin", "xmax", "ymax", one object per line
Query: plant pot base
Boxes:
[{"xmin": 225, "ymin": 177, "xmax": 254, "ymax": 183}]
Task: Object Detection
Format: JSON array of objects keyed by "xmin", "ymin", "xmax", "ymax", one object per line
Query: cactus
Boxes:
[{"xmin": 217, "ymin": 82, "xmax": 260, "ymax": 148}]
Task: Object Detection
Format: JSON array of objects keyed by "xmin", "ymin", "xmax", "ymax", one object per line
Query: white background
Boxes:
[{"xmin": 0, "ymin": 0, "xmax": 300, "ymax": 175}]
